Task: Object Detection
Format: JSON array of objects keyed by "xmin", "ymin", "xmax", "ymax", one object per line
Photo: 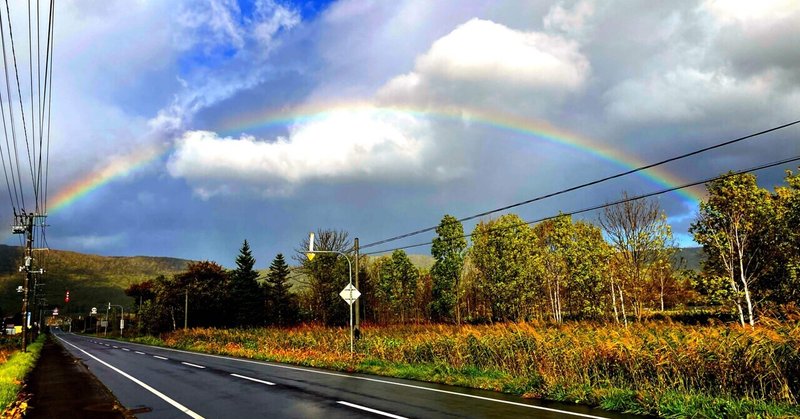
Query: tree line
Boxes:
[
  {"xmin": 125, "ymin": 241, "xmax": 299, "ymax": 334},
  {"xmin": 126, "ymin": 169, "xmax": 800, "ymax": 332}
]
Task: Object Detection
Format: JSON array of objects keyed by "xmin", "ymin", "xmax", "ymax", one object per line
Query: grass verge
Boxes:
[{"xmin": 0, "ymin": 335, "xmax": 45, "ymax": 416}]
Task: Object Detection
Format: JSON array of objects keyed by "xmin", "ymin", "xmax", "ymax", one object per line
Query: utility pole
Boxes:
[
  {"xmin": 184, "ymin": 289, "xmax": 188, "ymax": 329},
  {"xmin": 354, "ymin": 238, "xmax": 360, "ymax": 334},
  {"xmin": 13, "ymin": 213, "xmax": 45, "ymax": 352},
  {"xmin": 20, "ymin": 214, "xmax": 33, "ymax": 352}
]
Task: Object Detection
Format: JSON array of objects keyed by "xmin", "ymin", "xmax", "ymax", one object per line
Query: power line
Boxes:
[
  {"xmin": 363, "ymin": 155, "xmax": 800, "ymax": 256},
  {"xmin": 35, "ymin": 0, "xmax": 52, "ymax": 213},
  {"xmin": 42, "ymin": 0, "xmax": 52, "ymax": 213},
  {"xmin": 360, "ymin": 120, "xmax": 800, "ymax": 250},
  {"xmin": 4, "ymin": 0, "xmax": 36, "ymax": 208},
  {"xmin": 27, "ymin": 0, "xmax": 35, "ymax": 208},
  {"xmin": 0, "ymin": 4, "xmax": 26, "ymax": 211}
]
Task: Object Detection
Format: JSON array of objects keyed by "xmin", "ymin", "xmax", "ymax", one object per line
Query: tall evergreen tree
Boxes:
[
  {"xmin": 230, "ymin": 240, "xmax": 264, "ymax": 327},
  {"xmin": 266, "ymin": 253, "xmax": 297, "ymax": 326},
  {"xmin": 430, "ymin": 215, "xmax": 466, "ymax": 323}
]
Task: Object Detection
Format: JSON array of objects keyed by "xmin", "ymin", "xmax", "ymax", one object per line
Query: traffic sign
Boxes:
[
  {"xmin": 52, "ymin": 308, "xmax": 59, "ymax": 316},
  {"xmin": 339, "ymin": 283, "xmax": 360, "ymax": 305},
  {"xmin": 91, "ymin": 307, "xmax": 97, "ymax": 315}
]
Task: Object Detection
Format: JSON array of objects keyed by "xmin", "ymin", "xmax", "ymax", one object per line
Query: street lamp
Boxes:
[
  {"xmin": 108, "ymin": 303, "xmax": 125, "ymax": 336},
  {"xmin": 306, "ymin": 232, "xmax": 358, "ymax": 354}
]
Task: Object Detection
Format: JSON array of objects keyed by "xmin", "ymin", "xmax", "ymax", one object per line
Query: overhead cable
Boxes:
[
  {"xmin": 363, "ymin": 154, "xmax": 800, "ymax": 256},
  {"xmin": 360, "ymin": 120, "xmax": 800, "ymax": 250}
]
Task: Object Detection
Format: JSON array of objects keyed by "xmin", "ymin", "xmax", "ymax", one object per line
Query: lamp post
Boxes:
[
  {"xmin": 306, "ymin": 232, "xmax": 357, "ymax": 354},
  {"xmin": 108, "ymin": 303, "xmax": 124, "ymax": 336}
]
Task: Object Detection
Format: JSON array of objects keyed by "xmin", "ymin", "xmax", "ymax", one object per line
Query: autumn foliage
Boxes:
[{"xmin": 145, "ymin": 317, "xmax": 800, "ymax": 416}]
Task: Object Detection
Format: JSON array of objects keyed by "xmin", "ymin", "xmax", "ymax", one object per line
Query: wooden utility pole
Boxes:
[{"xmin": 184, "ymin": 288, "xmax": 188, "ymax": 329}]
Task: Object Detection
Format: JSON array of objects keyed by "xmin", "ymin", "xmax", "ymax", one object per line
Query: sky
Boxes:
[{"xmin": 1, "ymin": 0, "xmax": 798, "ymax": 267}]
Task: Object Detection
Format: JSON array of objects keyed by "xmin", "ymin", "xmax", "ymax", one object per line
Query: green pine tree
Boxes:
[
  {"xmin": 230, "ymin": 240, "xmax": 264, "ymax": 327},
  {"xmin": 266, "ymin": 253, "xmax": 297, "ymax": 326}
]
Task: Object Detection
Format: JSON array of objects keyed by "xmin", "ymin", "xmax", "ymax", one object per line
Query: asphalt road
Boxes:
[{"xmin": 53, "ymin": 330, "xmax": 633, "ymax": 419}]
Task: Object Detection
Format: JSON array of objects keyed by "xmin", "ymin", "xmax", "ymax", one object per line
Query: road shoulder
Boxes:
[{"xmin": 24, "ymin": 333, "xmax": 130, "ymax": 419}]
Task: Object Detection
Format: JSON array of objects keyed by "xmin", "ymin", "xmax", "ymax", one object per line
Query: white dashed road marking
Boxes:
[
  {"xmin": 230, "ymin": 373, "xmax": 275, "ymax": 386},
  {"xmin": 337, "ymin": 401, "xmax": 408, "ymax": 419},
  {"xmin": 181, "ymin": 362, "xmax": 206, "ymax": 369}
]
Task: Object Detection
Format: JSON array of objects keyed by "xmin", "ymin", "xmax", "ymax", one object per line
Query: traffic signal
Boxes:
[{"xmin": 65, "ymin": 290, "xmax": 70, "ymax": 303}]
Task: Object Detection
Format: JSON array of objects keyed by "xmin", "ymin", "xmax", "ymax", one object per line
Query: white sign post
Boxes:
[{"xmin": 340, "ymin": 283, "xmax": 360, "ymax": 355}]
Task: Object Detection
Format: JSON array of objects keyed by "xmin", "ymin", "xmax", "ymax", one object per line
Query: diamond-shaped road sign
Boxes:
[{"xmin": 339, "ymin": 283, "xmax": 361, "ymax": 305}]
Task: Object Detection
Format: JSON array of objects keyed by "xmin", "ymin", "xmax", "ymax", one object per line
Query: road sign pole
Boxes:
[{"xmin": 348, "ymin": 256, "xmax": 353, "ymax": 355}]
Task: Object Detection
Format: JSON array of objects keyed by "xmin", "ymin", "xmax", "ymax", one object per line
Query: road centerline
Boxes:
[
  {"xmin": 230, "ymin": 373, "xmax": 275, "ymax": 386},
  {"xmin": 181, "ymin": 362, "xmax": 206, "ymax": 369},
  {"xmin": 337, "ymin": 401, "xmax": 408, "ymax": 419}
]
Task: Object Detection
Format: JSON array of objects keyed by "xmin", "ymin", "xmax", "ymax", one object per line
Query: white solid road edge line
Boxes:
[
  {"xmin": 181, "ymin": 362, "xmax": 206, "ymax": 369},
  {"xmin": 230, "ymin": 373, "xmax": 275, "ymax": 386},
  {"xmin": 337, "ymin": 401, "xmax": 408, "ymax": 419},
  {"xmin": 82, "ymin": 334, "xmax": 609, "ymax": 419},
  {"xmin": 154, "ymin": 355, "xmax": 169, "ymax": 360},
  {"xmin": 56, "ymin": 335, "xmax": 205, "ymax": 419}
]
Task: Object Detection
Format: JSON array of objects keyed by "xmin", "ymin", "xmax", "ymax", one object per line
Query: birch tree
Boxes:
[{"xmin": 690, "ymin": 173, "xmax": 774, "ymax": 327}]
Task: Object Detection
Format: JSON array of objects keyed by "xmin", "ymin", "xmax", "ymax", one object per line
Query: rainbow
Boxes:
[
  {"xmin": 46, "ymin": 102, "xmax": 704, "ymax": 215},
  {"xmin": 219, "ymin": 101, "xmax": 705, "ymax": 204},
  {"xmin": 47, "ymin": 144, "xmax": 166, "ymax": 214}
]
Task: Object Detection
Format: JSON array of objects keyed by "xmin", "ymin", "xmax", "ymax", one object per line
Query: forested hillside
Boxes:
[
  {"xmin": 675, "ymin": 247, "xmax": 704, "ymax": 271},
  {"xmin": 0, "ymin": 245, "xmax": 192, "ymax": 316}
]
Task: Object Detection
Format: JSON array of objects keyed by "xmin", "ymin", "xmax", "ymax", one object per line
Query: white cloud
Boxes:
[
  {"xmin": 386, "ymin": 18, "xmax": 588, "ymax": 94},
  {"xmin": 166, "ymin": 107, "xmax": 462, "ymax": 197},
  {"xmin": 377, "ymin": 18, "xmax": 589, "ymax": 114},
  {"xmin": 420, "ymin": 18, "xmax": 587, "ymax": 89}
]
